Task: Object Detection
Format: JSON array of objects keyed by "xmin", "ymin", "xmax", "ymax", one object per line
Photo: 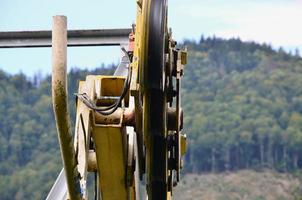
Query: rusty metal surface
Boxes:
[
  {"xmin": 94, "ymin": 108, "xmax": 135, "ymax": 126},
  {"xmin": 51, "ymin": 15, "xmax": 82, "ymax": 200},
  {"xmin": 0, "ymin": 28, "xmax": 131, "ymax": 48}
]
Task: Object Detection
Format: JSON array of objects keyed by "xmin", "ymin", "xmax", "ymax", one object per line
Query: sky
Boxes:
[{"xmin": 0, "ymin": 0, "xmax": 302, "ymax": 77}]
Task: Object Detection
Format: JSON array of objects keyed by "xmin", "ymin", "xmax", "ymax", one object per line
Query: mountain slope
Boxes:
[
  {"xmin": 174, "ymin": 170, "xmax": 301, "ymax": 200},
  {"xmin": 1, "ymin": 37, "xmax": 302, "ymax": 199},
  {"xmin": 182, "ymin": 38, "xmax": 302, "ymax": 173}
]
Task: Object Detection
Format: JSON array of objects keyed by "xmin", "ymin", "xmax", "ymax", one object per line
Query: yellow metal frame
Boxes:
[
  {"xmin": 68, "ymin": 1, "xmax": 186, "ymax": 200},
  {"xmin": 74, "ymin": 75, "xmax": 132, "ymax": 200},
  {"xmin": 92, "ymin": 125, "xmax": 128, "ymax": 200}
]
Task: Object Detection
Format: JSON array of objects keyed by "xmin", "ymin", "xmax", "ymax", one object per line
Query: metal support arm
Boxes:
[{"xmin": 0, "ymin": 28, "xmax": 131, "ymax": 48}]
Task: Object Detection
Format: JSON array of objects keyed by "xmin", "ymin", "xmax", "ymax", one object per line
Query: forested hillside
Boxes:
[
  {"xmin": 183, "ymin": 38, "xmax": 302, "ymax": 173},
  {"xmin": 1, "ymin": 37, "xmax": 302, "ymax": 199},
  {"xmin": 0, "ymin": 66, "xmax": 115, "ymax": 199}
]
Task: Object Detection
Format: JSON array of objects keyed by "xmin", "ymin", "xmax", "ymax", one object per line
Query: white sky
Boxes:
[
  {"xmin": 174, "ymin": 0, "xmax": 302, "ymax": 48},
  {"xmin": 0, "ymin": 0, "xmax": 302, "ymax": 76}
]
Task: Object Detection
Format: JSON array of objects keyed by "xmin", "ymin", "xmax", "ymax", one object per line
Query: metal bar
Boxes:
[
  {"xmin": 46, "ymin": 168, "xmax": 68, "ymax": 200},
  {"xmin": 52, "ymin": 15, "xmax": 82, "ymax": 200},
  {"xmin": 0, "ymin": 28, "xmax": 131, "ymax": 48}
]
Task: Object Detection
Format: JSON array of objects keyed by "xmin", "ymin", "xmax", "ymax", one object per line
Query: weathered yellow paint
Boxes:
[
  {"xmin": 181, "ymin": 51, "xmax": 187, "ymax": 65},
  {"xmin": 92, "ymin": 125, "xmax": 127, "ymax": 200},
  {"xmin": 131, "ymin": 0, "xmax": 143, "ymax": 92},
  {"xmin": 167, "ymin": 192, "xmax": 171, "ymax": 200},
  {"xmin": 74, "ymin": 79, "xmax": 94, "ymax": 199},
  {"xmin": 94, "ymin": 76, "xmax": 129, "ymax": 106},
  {"xmin": 75, "ymin": 75, "xmax": 131, "ymax": 200},
  {"xmin": 52, "ymin": 0, "xmax": 186, "ymax": 199},
  {"xmin": 98, "ymin": 76, "xmax": 125, "ymax": 96}
]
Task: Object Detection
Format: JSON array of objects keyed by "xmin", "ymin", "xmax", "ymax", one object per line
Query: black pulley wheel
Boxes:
[{"xmin": 142, "ymin": 0, "xmax": 168, "ymax": 199}]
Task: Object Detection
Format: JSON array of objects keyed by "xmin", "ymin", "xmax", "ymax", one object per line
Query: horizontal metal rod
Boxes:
[{"xmin": 0, "ymin": 28, "xmax": 131, "ymax": 48}]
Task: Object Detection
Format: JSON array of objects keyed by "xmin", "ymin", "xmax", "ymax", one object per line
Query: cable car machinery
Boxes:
[{"xmin": 0, "ymin": 0, "xmax": 187, "ymax": 199}]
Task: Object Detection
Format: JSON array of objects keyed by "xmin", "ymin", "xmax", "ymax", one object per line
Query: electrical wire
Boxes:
[{"xmin": 75, "ymin": 47, "xmax": 132, "ymax": 116}]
